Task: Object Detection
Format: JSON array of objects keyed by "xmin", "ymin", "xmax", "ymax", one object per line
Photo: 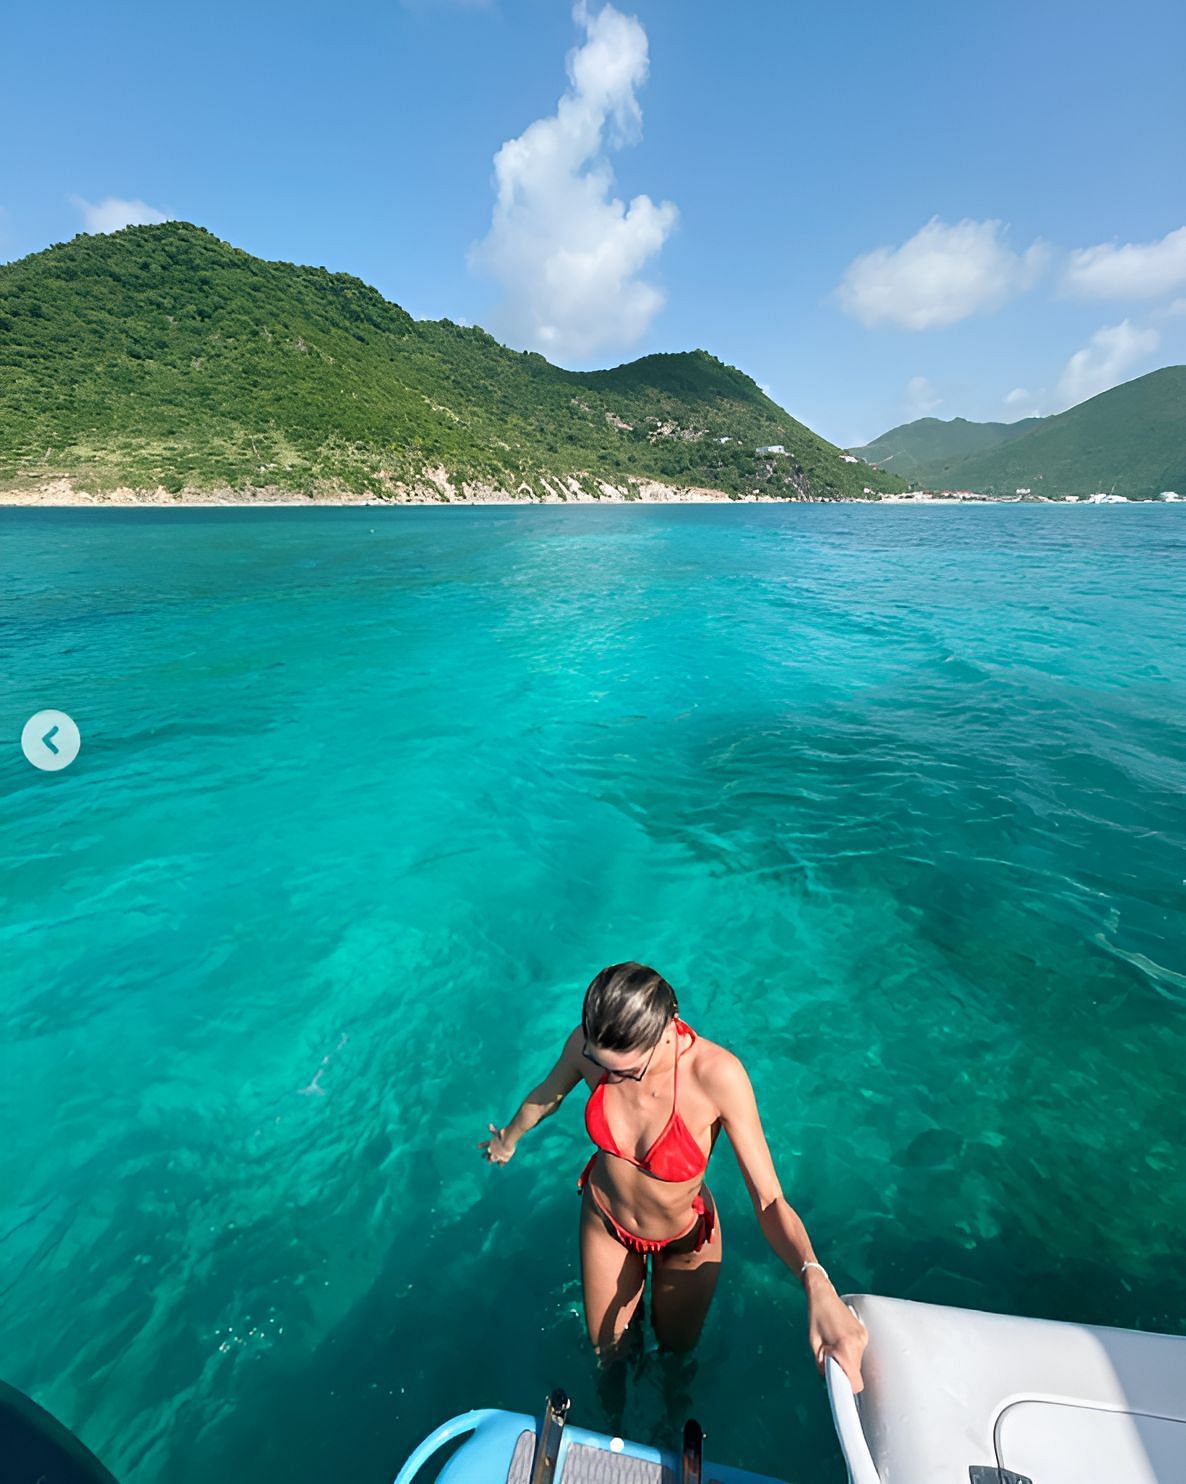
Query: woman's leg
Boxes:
[
  {"xmin": 579, "ymin": 1181, "xmax": 648, "ymax": 1358},
  {"xmin": 579, "ymin": 1183, "xmax": 649, "ymax": 1434},
  {"xmin": 649, "ymin": 1188, "xmax": 723, "ymax": 1353}
]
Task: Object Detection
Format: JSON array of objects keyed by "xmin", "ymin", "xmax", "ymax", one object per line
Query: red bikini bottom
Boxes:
[{"xmin": 577, "ymin": 1153, "xmax": 716, "ymax": 1255}]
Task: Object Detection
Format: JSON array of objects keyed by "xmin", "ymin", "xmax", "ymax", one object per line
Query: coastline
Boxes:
[
  {"xmin": 0, "ymin": 492, "xmax": 1019, "ymax": 508},
  {"xmin": 0, "ymin": 478, "xmax": 1000, "ymax": 509},
  {"xmin": 0, "ymin": 475, "xmax": 778, "ymax": 508},
  {"xmin": 6, "ymin": 478, "xmax": 1139, "ymax": 510}
]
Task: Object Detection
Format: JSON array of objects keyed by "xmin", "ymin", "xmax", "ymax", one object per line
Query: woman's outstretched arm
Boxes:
[
  {"xmin": 479, "ymin": 1025, "xmax": 585, "ymax": 1164},
  {"xmin": 707, "ymin": 1049, "xmax": 868, "ymax": 1391}
]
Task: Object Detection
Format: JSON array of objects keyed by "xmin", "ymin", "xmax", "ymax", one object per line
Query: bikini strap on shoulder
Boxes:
[{"xmin": 672, "ymin": 1015, "xmax": 693, "ymax": 1089}]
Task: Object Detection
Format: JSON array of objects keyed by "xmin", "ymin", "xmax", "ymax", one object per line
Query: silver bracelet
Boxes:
[{"xmin": 801, "ymin": 1259, "xmax": 830, "ymax": 1282}]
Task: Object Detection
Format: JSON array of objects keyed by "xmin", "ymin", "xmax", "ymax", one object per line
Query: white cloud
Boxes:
[
  {"xmin": 1003, "ymin": 386, "xmax": 1044, "ymax": 418},
  {"xmin": 468, "ymin": 1, "xmax": 677, "ymax": 359},
  {"xmin": 68, "ymin": 195, "xmax": 170, "ymax": 234},
  {"xmin": 1056, "ymin": 320, "xmax": 1160, "ymax": 409},
  {"xmin": 836, "ymin": 217, "xmax": 1049, "ymax": 330},
  {"xmin": 905, "ymin": 375, "xmax": 943, "ymax": 415},
  {"xmin": 1063, "ymin": 226, "xmax": 1186, "ymax": 300}
]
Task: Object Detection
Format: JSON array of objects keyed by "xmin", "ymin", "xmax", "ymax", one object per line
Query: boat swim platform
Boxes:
[
  {"xmin": 507, "ymin": 1431, "xmax": 674, "ymax": 1482},
  {"xmin": 394, "ymin": 1401, "xmax": 785, "ymax": 1484}
]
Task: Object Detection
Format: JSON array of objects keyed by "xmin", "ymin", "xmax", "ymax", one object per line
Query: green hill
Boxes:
[
  {"xmin": 935, "ymin": 367, "xmax": 1186, "ymax": 499},
  {"xmin": 849, "ymin": 414, "xmax": 1042, "ymax": 484},
  {"xmin": 853, "ymin": 369, "xmax": 1186, "ymax": 497},
  {"xmin": 0, "ymin": 222, "xmax": 905, "ymax": 502}
]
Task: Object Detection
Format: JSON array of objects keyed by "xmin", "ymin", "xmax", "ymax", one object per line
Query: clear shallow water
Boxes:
[{"xmin": 1, "ymin": 503, "xmax": 1184, "ymax": 1484}]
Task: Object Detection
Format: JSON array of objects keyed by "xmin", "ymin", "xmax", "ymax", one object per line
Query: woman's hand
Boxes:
[
  {"xmin": 807, "ymin": 1282, "xmax": 868, "ymax": 1393},
  {"xmin": 478, "ymin": 1123, "xmax": 516, "ymax": 1164}
]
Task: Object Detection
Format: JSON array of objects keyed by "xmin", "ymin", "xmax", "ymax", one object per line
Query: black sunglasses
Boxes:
[{"xmin": 581, "ymin": 1032, "xmax": 663, "ymax": 1082}]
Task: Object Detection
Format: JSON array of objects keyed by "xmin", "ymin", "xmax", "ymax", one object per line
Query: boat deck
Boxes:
[{"xmin": 506, "ymin": 1430, "xmax": 676, "ymax": 1482}]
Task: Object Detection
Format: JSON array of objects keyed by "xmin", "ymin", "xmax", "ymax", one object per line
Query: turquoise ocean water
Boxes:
[{"xmin": 2, "ymin": 504, "xmax": 1184, "ymax": 1483}]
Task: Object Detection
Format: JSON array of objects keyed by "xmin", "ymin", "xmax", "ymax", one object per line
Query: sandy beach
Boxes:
[
  {"xmin": 0, "ymin": 474, "xmax": 791, "ymax": 508},
  {"xmin": 0, "ymin": 490, "xmax": 1007, "ymax": 508},
  {"xmin": 0, "ymin": 477, "xmax": 1005, "ymax": 508}
]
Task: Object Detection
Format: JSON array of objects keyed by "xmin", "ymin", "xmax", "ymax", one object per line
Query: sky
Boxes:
[{"xmin": 2, "ymin": 0, "xmax": 1184, "ymax": 447}]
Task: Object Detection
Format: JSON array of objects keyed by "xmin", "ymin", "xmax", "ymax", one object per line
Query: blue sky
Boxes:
[{"xmin": 2, "ymin": 0, "xmax": 1184, "ymax": 446}]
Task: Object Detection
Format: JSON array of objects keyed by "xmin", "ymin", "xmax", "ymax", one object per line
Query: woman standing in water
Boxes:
[{"xmin": 479, "ymin": 962, "xmax": 867, "ymax": 1393}]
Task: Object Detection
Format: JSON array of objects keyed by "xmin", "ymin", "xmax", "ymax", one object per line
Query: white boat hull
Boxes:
[{"xmin": 828, "ymin": 1294, "xmax": 1186, "ymax": 1483}]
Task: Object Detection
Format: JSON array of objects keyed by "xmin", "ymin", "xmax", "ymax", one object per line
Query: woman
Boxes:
[{"xmin": 479, "ymin": 962, "xmax": 867, "ymax": 1392}]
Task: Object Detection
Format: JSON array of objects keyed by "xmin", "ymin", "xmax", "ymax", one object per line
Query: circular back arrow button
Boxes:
[{"xmin": 21, "ymin": 710, "xmax": 82, "ymax": 771}]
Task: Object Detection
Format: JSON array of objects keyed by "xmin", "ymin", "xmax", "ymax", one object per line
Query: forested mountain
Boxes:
[
  {"xmin": 849, "ymin": 414, "xmax": 1042, "ymax": 483},
  {"xmin": 935, "ymin": 368, "xmax": 1185, "ymax": 499},
  {"xmin": 0, "ymin": 222, "xmax": 905, "ymax": 501},
  {"xmin": 852, "ymin": 368, "xmax": 1185, "ymax": 498}
]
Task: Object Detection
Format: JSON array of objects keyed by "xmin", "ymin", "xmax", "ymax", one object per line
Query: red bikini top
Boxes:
[{"xmin": 584, "ymin": 1017, "xmax": 708, "ymax": 1182}]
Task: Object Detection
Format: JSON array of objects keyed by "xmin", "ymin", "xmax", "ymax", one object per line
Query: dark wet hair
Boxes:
[{"xmin": 582, "ymin": 962, "xmax": 678, "ymax": 1054}]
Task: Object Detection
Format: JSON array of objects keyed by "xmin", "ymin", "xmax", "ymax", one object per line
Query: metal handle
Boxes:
[
  {"xmin": 529, "ymin": 1389, "xmax": 570, "ymax": 1484},
  {"xmin": 824, "ymin": 1356, "xmax": 880, "ymax": 1484},
  {"xmin": 392, "ymin": 1409, "xmax": 502, "ymax": 1484},
  {"xmin": 681, "ymin": 1417, "xmax": 704, "ymax": 1484}
]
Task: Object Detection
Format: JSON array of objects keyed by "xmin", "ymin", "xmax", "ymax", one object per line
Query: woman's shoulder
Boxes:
[
  {"xmin": 561, "ymin": 1024, "xmax": 600, "ymax": 1089},
  {"xmin": 684, "ymin": 1030, "xmax": 746, "ymax": 1089}
]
